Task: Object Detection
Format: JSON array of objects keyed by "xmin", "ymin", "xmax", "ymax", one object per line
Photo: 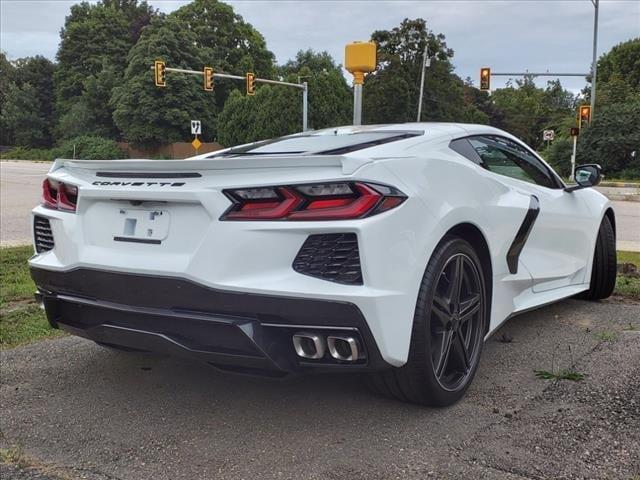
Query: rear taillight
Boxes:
[
  {"xmin": 221, "ymin": 182, "xmax": 406, "ymax": 221},
  {"xmin": 42, "ymin": 178, "xmax": 78, "ymax": 213}
]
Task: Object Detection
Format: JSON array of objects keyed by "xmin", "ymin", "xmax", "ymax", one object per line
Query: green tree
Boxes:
[
  {"xmin": 170, "ymin": 0, "xmax": 275, "ymax": 111},
  {"xmin": 0, "ymin": 52, "xmax": 15, "ymax": 144},
  {"xmin": 576, "ymin": 102, "xmax": 640, "ymax": 178},
  {"xmin": 217, "ymin": 50, "xmax": 351, "ymax": 146},
  {"xmin": 54, "ymin": 0, "xmax": 157, "ymax": 138},
  {"xmin": 1, "ymin": 56, "xmax": 56, "ymax": 146},
  {"xmin": 111, "ymin": 16, "xmax": 216, "ymax": 147},
  {"xmin": 594, "ymin": 37, "xmax": 640, "ymax": 106},
  {"xmin": 490, "ymin": 78, "xmax": 575, "ymax": 148},
  {"xmin": 362, "ymin": 18, "xmax": 484, "ymax": 124},
  {"xmin": 1, "ymin": 83, "xmax": 50, "ymax": 147}
]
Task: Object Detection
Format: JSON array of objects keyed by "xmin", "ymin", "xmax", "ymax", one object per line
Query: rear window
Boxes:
[{"xmin": 210, "ymin": 131, "xmax": 423, "ymax": 157}]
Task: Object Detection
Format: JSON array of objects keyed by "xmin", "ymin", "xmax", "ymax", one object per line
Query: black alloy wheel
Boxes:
[{"xmin": 430, "ymin": 253, "xmax": 484, "ymax": 392}]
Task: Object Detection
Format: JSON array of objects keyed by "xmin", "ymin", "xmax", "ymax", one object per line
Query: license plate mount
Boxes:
[{"xmin": 113, "ymin": 208, "xmax": 170, "ymax": 244}]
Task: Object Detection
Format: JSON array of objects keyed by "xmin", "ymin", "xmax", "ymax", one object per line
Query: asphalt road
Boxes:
[
  {"xmin": 1, "ymin": 160, "xmax": 639, "ymax": 250},
  {"xmin": 1, "ymin": 299, "xmax": 639, "ymax": 479}
]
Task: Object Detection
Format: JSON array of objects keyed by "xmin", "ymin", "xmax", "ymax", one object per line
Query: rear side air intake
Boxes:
[
  {"xmin": 293, "ymin": 233, "xmax": 362, "ymax": 285},
  {"xmin": 34, "ymin": 216, "xmax": 54, "ymax": 253}
]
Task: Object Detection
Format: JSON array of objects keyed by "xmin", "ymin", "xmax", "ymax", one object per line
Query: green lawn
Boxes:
[
  {"xmin": 0, "ymin": 246, "xmax": 63, "ymax": 348},
  {"xmin": 1, "ymin": 246, "xmax": 639, "ymax": 349}
]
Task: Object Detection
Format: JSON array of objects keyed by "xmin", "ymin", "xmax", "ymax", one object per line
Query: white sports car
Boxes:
[{"xmin": 30, "ymin": 123, "xmax": 616, "ymax": 406}]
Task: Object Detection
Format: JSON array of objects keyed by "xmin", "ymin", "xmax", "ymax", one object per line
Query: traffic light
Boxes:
[
  {"xmin": 154, "ymin": 60, "xmax": 166, "ymax": 87},
  {"xmin": 204, "ymin": 67, "xmax": 214, "ymax": 91},
  {"xmin": 246, "ymin": 72, "xmax": 256, "ymax": 96},
  {"xmin": 578, "ymin": 105, "xmax": 591, "ymax": 127},
  {"xmin": 480, "ymin": 67, "xmax": 491, "ymax": 91},
  {"xmin": 570, "ymin": 127, "xmax": 580, "ymax": 137}
]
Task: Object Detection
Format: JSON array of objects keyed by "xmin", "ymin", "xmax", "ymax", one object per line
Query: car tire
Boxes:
[
  {"xmin": 578, "ymin": 215, "xmax": 616, "ymax": 301},
  {"xmin": 366, "ymin": 236, "xmax": 488, "ymax": 406}
]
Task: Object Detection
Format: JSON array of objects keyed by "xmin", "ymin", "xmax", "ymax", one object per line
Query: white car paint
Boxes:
[{"xmin": 29, "ymin": 123, "xmax": 613, "ymax": 367}]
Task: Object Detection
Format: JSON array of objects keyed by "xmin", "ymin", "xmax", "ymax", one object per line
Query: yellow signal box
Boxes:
[
  {"xmin": 204, "ymin": 67, "xmax": 214, "ymax": 91},
  {"xmin": 345, "ymin": 41, "xmax": 376, "ymax": 85},
  {"xmin": 154, "ymin": 60, "xmax": 166, "ymax": 87},
  {"xmin": 578, "ymin": 105, "xmax": 592, "ymax": 127},
  {"xmin": 480, "ymin": 68, "xmax": 491, "ymax": 91},
  {"xmin": 246, "ymin": 72, "xmax": 256, "ymax": 95}
]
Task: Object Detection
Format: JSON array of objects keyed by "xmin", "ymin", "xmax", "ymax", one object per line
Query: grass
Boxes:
[
  {"xmin": 618, "ymin": 251, "xmax": 640, "ymax": 265},
  {"xmin": 0, "ymin": 245, "xmax": 63, "ymax": 348},
  {"xmin": 616, "ymin": 251, "xmax": 640, "ymax": 301},
  {"xmin": 593, "ymin": 330, "xmax": 618, "ymax": 342},
  {"xmin": 534, "ymin": 369, "xmax": 585, "ymax": 381},
  {"xmin": 0, "ymin": 246, "xmax": 36, "ymax": 308}
]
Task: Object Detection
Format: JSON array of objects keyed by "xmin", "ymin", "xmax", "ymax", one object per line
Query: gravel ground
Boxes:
[{"xmin": 1, "ymin": 298, "xmax": 639, "ymax": 480}]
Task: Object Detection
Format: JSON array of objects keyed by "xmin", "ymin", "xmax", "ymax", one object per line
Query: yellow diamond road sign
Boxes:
[{"xmin": 191, "ymin": 137, "xmax": 202, "ymax": 151}]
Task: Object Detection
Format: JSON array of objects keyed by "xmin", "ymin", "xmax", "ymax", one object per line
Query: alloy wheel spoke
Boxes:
[
  {"xmin": 432, "ymin": 295, "xmax": 451, "ymax": 326},
  {"xmin": 436, "ymin": 330, "xmax": 454, "ymax": 378},
  {"xmin": 449, "ymin": 256, "xmax": 465, "ymax": 312},
  {"xmin": 456, "ymin": 328, "xmax": 471, "ymax": 371},
  {"xmin": 459, "ymin": 294, "xmax": 481, "ymax": 324}
]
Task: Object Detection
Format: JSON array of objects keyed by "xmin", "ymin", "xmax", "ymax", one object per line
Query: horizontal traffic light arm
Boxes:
[
  {"xmin": 488, "ymin": 72, "xmax": 589, "ymax": 77},
  {"xmin": 149, "ymin": 65, "xmax": 305, "ymax": 89}
]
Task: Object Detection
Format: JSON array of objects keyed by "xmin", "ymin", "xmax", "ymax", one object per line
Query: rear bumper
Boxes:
[{"xmin": 31, "ymin": 267, "xmax": 389, "ymax": 376}]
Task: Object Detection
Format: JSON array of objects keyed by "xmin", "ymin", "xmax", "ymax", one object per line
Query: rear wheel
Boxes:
[
  {"xmin": 579, "ymin": 215, "xmax": 616, "ymax": 300},
  {"xmin": 367, "ymin": 236, "xmax": 487, "ymax": 406}
]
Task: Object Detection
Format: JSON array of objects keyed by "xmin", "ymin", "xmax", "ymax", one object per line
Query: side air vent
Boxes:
[
  {"xmin": 34, "ymin": 216, "xmax": 54, "ymax": 253},
  {"xmin": 293, "ymin": 233, "xmax": 363, "ymax": 285}
]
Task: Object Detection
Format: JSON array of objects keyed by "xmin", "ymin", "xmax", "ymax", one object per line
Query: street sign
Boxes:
[
  {"xmin": 570, "ymin": 127, "xmax": 580, "ymax": 137},
  {"xmin": 543, "ymin": 130, "xmax": 555, "ymax": 141},
  {"xmin": 191, "ymin": 137, "xmax": 202, "ymax": 152},
  {"xmin": 191, "ymin": 120, "xmax": 201, "ymax": 135}
]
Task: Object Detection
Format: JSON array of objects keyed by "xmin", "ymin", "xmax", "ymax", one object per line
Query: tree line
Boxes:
[{"xmin": 0, "ymin": 0, "xmax": 637, "ymax": 177}]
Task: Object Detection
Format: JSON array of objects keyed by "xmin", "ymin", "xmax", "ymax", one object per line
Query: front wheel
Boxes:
[
  {"xmin": 578, "ymin": 215, "xmax": 616, "ymax": 300},
  {"xmin": 367, "ymin": 236, "xmax": 488, "ymax": 406}
]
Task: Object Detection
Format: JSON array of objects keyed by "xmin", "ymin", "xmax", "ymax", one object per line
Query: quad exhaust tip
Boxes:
[
  {"xmin": 327, "ymin": 335, "xmax": 361, "ymax": 362},
  {"xmin": 292, "ymin": 332, "xmax": 362, "ymax": 362},
  {"xmin": 292, "ymin": 333, "xmax": 326, "ymax": 359}
]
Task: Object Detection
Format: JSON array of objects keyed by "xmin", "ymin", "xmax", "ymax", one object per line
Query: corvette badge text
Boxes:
[{"xmin": 92, "ymin": 181, "xmax": 186, "ymax": 187}]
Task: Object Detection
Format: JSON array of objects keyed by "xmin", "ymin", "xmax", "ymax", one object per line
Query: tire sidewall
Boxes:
[{"xmin": 409, "ymin": 237, "xmax": 488, "ymax": 406}]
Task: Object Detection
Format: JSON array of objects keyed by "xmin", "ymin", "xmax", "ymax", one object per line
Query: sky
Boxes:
[{"xmin": 1, "ymin": 0, "xmax": 639, "ymax": 93}]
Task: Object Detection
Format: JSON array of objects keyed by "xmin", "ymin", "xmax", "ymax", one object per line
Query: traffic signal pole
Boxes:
[
  {"xmin": 152, "ymin": 65, "xmax": 309, "ymax": 132},
  {"xmin": 590, "ymin": 0, "xmax": 599, "ymax": 117}
]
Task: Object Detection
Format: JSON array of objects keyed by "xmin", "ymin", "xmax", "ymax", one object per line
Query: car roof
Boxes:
[{"xmin": 307, "ymin": 122, "xmax": 512, "ymax": 143}]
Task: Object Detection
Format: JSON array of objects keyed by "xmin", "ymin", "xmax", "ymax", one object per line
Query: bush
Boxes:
[
  {"xmin": 0, "ymin": 146, "xmax": 55, "ymax": 161},
  {"xmin": 52, "ymin": 136, "xmax": 127, "ymax": 160},
  {"xmin": 539, "ymin": 138, "xmax": 574, "ymax": 178}
]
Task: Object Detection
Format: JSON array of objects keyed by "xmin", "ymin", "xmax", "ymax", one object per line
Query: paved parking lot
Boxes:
[
  {"xmin": 1, "ymin": 299, "xmax": 638, "ymax": 480},
  {"xmin": 2, "ymin": 160, "xmax": 639, "ymax": 250}
]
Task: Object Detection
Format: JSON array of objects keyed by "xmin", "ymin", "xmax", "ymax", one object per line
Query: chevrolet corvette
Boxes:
[{"xmin": 29, "ymin": 123, "xmax": 616, "ymax": 406}]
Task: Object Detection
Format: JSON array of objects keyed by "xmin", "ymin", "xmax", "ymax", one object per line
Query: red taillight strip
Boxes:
[
  {"xmin": 225, "ymin": 187, "xmax": 303, "ymax": 220},
  {"xmin": 287, "ymin": 183, "xmax": 381, "ymax": 220},
  {"xmin": 221, "ymin": 182, "xmax": 405, "ymax": 221},
  {"xmin": 42, "ymin": 178, "xmax": 78, "ymax": 212}
]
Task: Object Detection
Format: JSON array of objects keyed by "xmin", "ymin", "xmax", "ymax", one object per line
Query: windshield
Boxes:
[{"xmin": 210, "ymin": 130, "xmax": 423, "ymax": 157}]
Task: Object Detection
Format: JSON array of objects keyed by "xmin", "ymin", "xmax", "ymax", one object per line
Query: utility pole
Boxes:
[
  {"xmin": 416, "ymin": 44, "xmax": 430, "ymax": 122},
  {"xmin": 590, "ymin": 0, "xmax": 599, "ymax": 118}
]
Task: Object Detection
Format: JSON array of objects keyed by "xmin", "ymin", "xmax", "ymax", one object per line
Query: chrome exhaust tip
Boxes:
[
  {"xmin": 292, "ymin": 333, "xmax": 326, "ymax": 359},
  {"xmin": 327, "ymin": 336, "xmax": 361, "ymax": 362}
]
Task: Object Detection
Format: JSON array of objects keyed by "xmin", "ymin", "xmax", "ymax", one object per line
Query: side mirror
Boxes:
[{"xmin": 565, "ymin": 164, "xmax": 602, "ymax": 192}]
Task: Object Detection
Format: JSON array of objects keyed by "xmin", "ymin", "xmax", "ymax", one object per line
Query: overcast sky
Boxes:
[{"xmin": 1, "ymin": 0, "xmax": 638, "ymax": 93}]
